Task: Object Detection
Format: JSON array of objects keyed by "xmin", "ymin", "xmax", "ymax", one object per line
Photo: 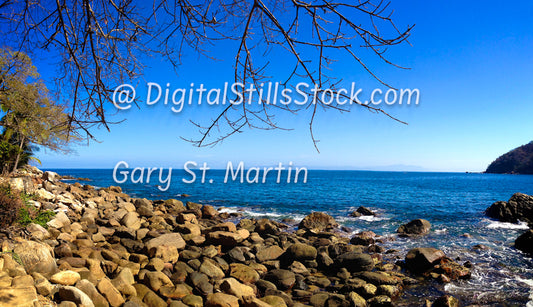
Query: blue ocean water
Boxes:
[{"xmin": 52, "ymin": 169, "xmax": 533, "ymax": 305}]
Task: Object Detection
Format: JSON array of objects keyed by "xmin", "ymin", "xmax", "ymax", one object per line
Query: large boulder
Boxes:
[
  {"xmin": 486, "ymin": 193, "xmax": 533, "ymax": 226},
  {"xmin": 336, "ymin": 252, "xmax": 374, "ymax": 272},
  {"xmin": 405, "ymin": 247, "xmax": 445, "ymax": 273},
  {"xmin": 298, "ymin": 212, "xmax": 339, "ymax": 233},
  {"xmin": 397, "ymin": 219, "xmax": 431, "ymax": 236},
  {"xmin": 13, "ymin": 239, "xmax": 58, "ymax": 277},
  {"xmin": 515, "ymin": 229, "xmax": 533, "ymax": 255}
]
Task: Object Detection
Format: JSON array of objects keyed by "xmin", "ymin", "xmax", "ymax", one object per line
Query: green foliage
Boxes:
[{"xmin": 18, "ymin": 205, "xmax": 55, "ymax": 228}]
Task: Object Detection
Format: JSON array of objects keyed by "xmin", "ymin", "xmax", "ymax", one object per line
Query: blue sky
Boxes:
[{"xmin": 36, "ymin": 0, "xmax": 533, "ymax": 172}]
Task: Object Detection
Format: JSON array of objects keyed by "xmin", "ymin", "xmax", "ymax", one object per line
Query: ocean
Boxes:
[{"xmin": 51, "ymin": 169, "xmax": 533, "ymax": 305}]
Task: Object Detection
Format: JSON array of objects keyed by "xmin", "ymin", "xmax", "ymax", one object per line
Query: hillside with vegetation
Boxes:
[{"xmin": 486, "ymin": 141, "xmax": 533, "ymax": 174}]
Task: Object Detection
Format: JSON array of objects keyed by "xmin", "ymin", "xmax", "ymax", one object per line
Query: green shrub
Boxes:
[{"xmin": 18, "ymin": 205, "xmax": 55, "ymax": 228}]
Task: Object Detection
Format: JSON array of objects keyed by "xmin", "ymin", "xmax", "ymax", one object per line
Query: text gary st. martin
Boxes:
[{"xmin": 112, "ymin": 161, "xmax": 308, "ymax": 191}]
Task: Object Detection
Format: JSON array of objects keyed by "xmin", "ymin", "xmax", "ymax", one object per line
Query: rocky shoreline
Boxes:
[{"xmin": 0, "ymin": 168, "xmax": 478, "ymax": 307}]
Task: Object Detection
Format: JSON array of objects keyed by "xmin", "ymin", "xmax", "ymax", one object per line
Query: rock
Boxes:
[
  {"xmin": 202, "ymin": 205, "xmax": 219, "ymax": 218},
  {"xmin": 336, "ymin": 252, "xmax": 374, "ymax": 272},
  {"xmin": 350, "ymin": 206, "xmax": 375, "ymax": 217},
  {"xmin": 206, "ymin": 231, "xmax": 244, "ymax": 247},
  {"xmin": 97, "ymin": 278, "xmax": 125, "ymax": 307},
  {"xmin": 145, "ymin": 233, "xmax": 185, "ymax": 261},
  {"xmin": 285, "ymin": 243, "xmax": 317, "ymax": 260},
  {"xmin": 432, "ymin": 295, "xmax": 459, "ymax": 307},
  {"xmin": 111, "ymin": 268, "xmax": 136, "ymax": 296},
  {"xmin": 347, "ymin": 292, "xmax": 367, "ymax": 307},
  {"xmin": 310, "ymin": 293, "xmax": 330, "ymax": 307},
  {"xmin": 255, "ymin": 219, "xmax": 280, "ymax": 235},
  {"xmin": 405, "ymin": 248, "xmax": 445, "ymax": 273},
  {"xmin": 76, "ymin": 279, "xmax": 109, "ymax": 307},
  {"xmin": 299, "ymin": 212, "xmax": 339, "ymax": 233},
  {"xmin": 159, "ymin": 284, "xmax": 192, "ymax": 299},
  {"xmin": 43, "ymin": 171, "xmax": 59, "ymax": 182},
  {"xmin": 34, "ymin": 274, "xmax": 56, "ymax": 296},
  {"xmin": 58, "ymin": 286, "xmax": 96, "ymax": 307},
  {"xmin": 144, "ymin": 271, "xmax": 173, "ymax": 292},
  {"xmin": 264, "ymin": 269, "xmax": 296, "ymax": 290},
  {"xmin": 13, "ymin": 239, "xmax": 58, "ymax": 277},
  {"xmin": 220, "ymin": 277, "xmax": 255, "ymax": 301},
  {"xmin": 143, "ymin": 290, "xmax": 167, "ymax": 307},
  {"xmin": 47, "ymin": 211, "xmax": 71, "ymax": 229},
  {"xmin": 199, "ymin": 258, "xmax": 225, "ymax": 279},
  {"xmin": 257, "ymin": 245, "xmax": 285, "ymax": 262},
  {"xmin": 50, "ymin": 270, "xmax": 81, "ymax": 285},
  {"xmin": 26, "ymin": 223, "xmax": 50, "ymax": 240},
  {"xmin": 397, "ymin": 219, "xmax": 431, "ymax": 235},
  {"xmin": 515, "ymin": 229, "xmax": 533, "ymax": 255},
  {"xmin": 121, "ymin": 212, "xmax": 141, "ymax": 230},
  {"xmin": 260, "ymin": 295, "xmax": 288, "ymax": 307},
  {"xmin": 205, "ymin": 293, "xmax": 240, "ymax": 307},
  {"xmin": 485, "ymin": 193, "xmax": 533, "ymax": 226},
  {"xmin": 0, "ymin": 286, "xmax": 39, "ymax": 307},
  {"xmin": 182, "ymin": 294, "xmax": 203, "ymax": 307},
  {"xmin": 359, "ymin": 271, "xmax": 401, "ymax": 285},
  {"xmin": 350, "ymin": 231, "xmax": 376, "ymax": 246},
  {"xmin": 367, "ymin": 295, "xmax": 392, "ymax": 306}
]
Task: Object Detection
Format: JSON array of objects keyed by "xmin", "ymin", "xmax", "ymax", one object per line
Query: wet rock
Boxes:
[
  {"xmin": 299, "ymin": 212, "xmax": 339, "ymax": 233},
  {"xmin": 515, "ymin": 229, "xmax": 533, "ymax": 255},
  {"xmin": 485, "ymin": 193, "xmax": 533, "ymax": 226},
  {"xmin": 350, "ymin": 206, "xmax": 375, "ymax": 217},
  {"xmin": 405, "ymin": 248, "xmax": 445, "ymax": 273},
  {"xmin": 350, "ymin": 231, "xmax": 376, "ymax": 246},
  {"xmin": 261, "ymin": 295, "xmax": 288, "ymax": 307},
  {"xmin": 397, "ymin": 219, "xmax": 431, "ymax": 236}
]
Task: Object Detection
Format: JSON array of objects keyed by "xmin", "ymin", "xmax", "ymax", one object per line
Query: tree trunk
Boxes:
[{"xmin": 12, "ymin": 135, "xmax": 25, "ymax": 174}]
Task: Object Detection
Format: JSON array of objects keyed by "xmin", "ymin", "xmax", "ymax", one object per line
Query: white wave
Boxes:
[
  {"xmin": 357, "ymin": 215, "xmax": 389, "ymax": 222},
  {"xmin": 486, "ymin": 220, "xmax": 529, "ymax": 230},
  {"xmin": 516, "ymin": 277, "xmax": 533, "ymax": 307},
  {"xmin": 435, "ymin": 228, "xmax": 448, "ymax": 234}
]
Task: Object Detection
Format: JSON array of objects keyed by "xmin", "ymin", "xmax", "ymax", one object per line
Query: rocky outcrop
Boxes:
[{"xmin": 485, "ymin": 193, "xmax": 533, "ymax": 226}]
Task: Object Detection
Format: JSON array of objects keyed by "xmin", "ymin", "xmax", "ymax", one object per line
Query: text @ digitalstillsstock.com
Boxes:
[
  {"xmin": 112, "ymin": 82, "xmax": 420, "ymax": 111},
  {"xmin": 112, "ymin": 161, "xmax": 309, "ymax": 191}
]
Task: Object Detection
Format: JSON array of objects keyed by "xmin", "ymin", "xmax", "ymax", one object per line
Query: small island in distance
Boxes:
[{"xmin": 485, "ymin": 141, "xmax": 533, "ymax": 174}]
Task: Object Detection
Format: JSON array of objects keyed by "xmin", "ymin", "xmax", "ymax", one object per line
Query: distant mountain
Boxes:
[{"xmin": 486, "ymin": 141, "xmax": 533, "ymax": 174}]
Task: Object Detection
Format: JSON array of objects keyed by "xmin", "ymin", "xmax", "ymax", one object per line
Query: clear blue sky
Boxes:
[{"xmin": 36, "ymin": 0, "xmax": 533, "ymax": 172}]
